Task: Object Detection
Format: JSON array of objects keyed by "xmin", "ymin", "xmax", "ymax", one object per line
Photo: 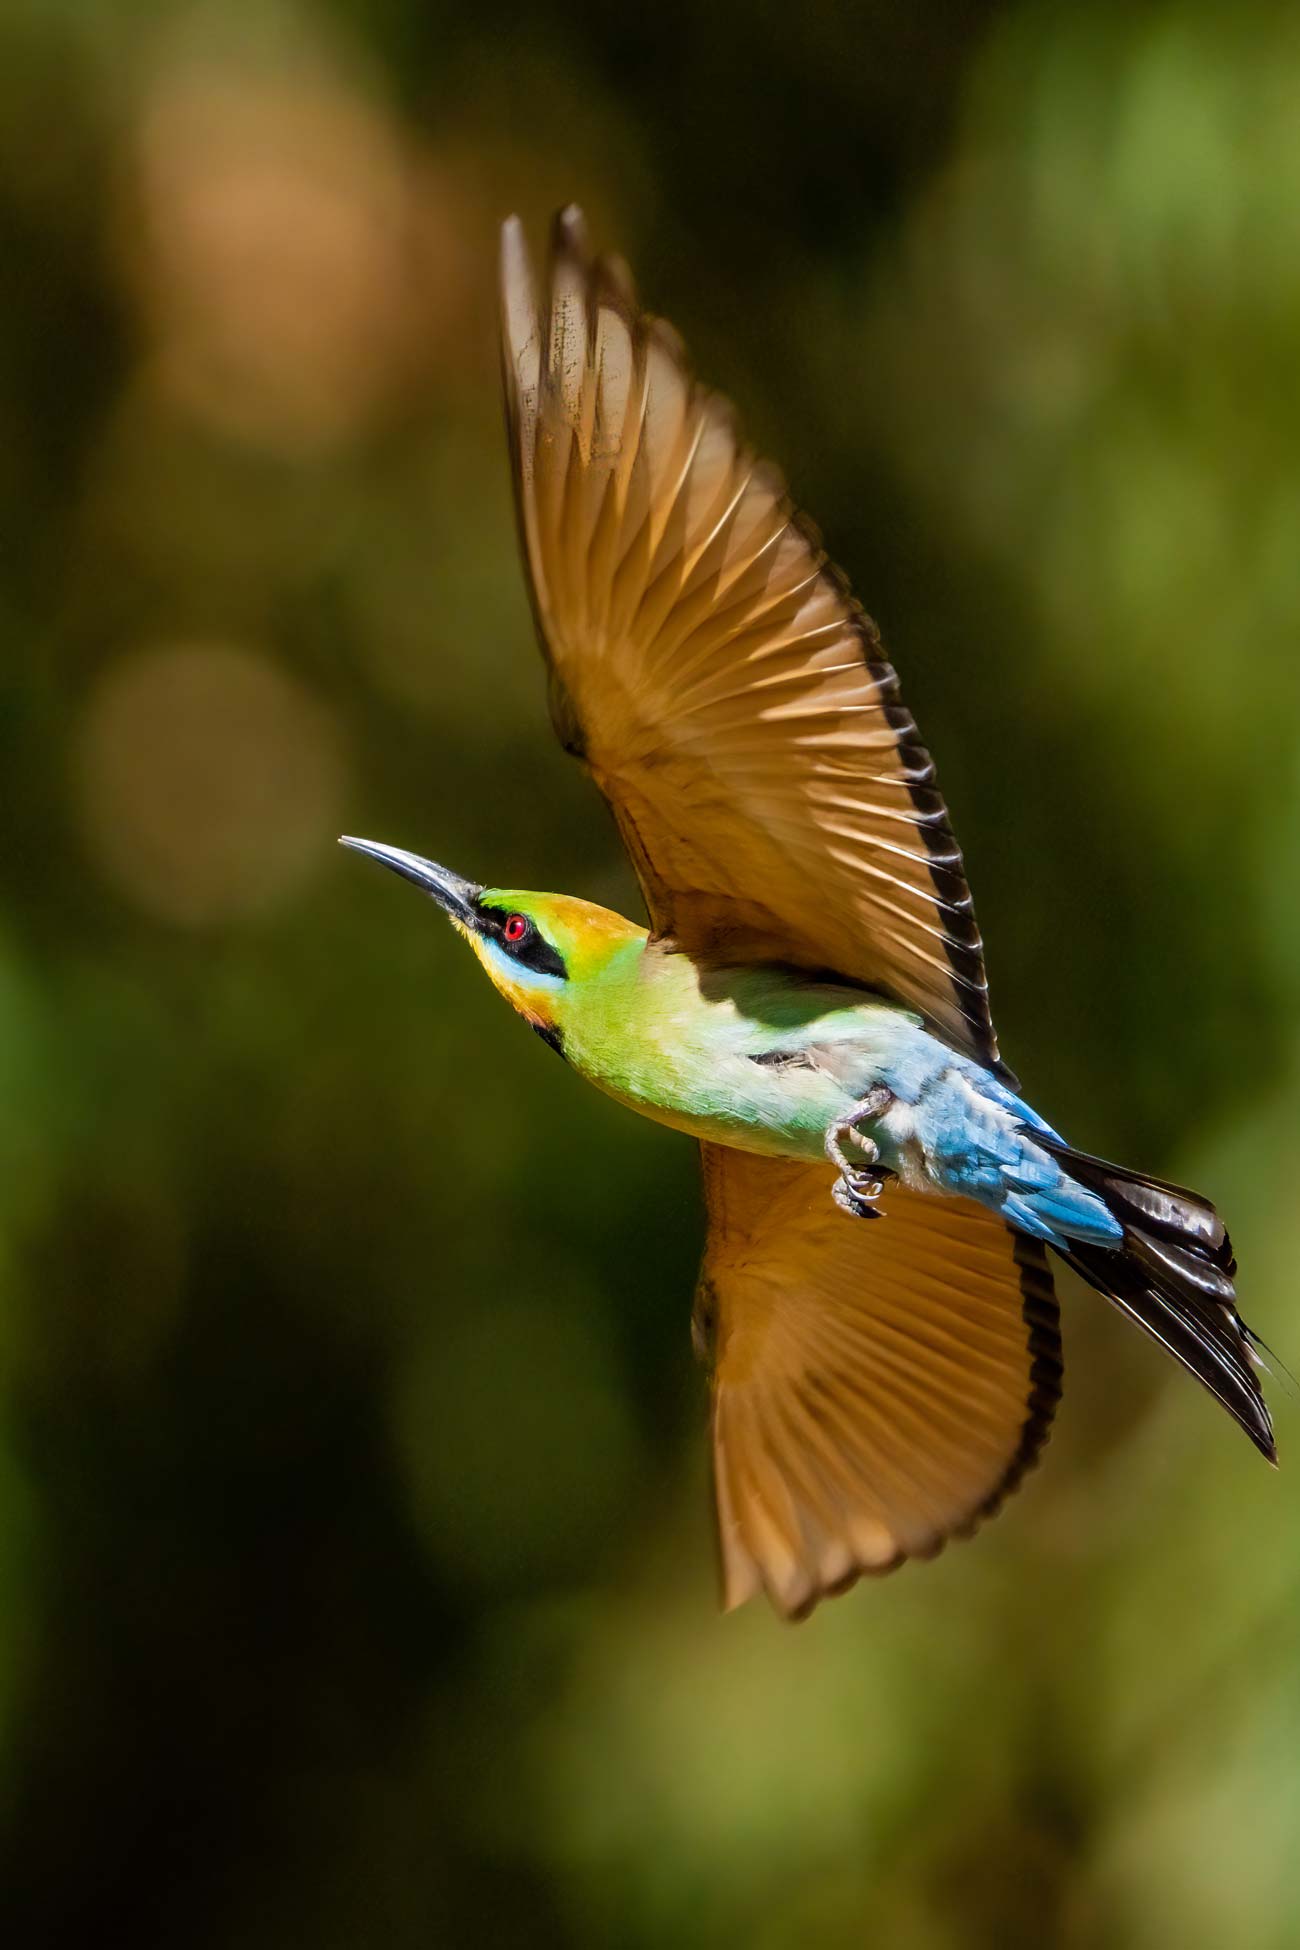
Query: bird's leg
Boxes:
[{"xmin": 826, "ymin": 1085, "xmax": 896, "ymax": 1219}]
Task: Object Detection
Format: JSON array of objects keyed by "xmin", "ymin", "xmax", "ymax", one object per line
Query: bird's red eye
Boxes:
[{"xmin": 503, "ymin": 913, "xmax": 529, "ymax": 944}]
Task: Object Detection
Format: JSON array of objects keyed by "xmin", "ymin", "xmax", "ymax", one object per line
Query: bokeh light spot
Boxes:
[
  {"xmin": 76, "ymin": 641, "xmax": 347, "ymax": 925},
  {"xmin": 126, "ymin": 46, "xmax": 416, "ymax": 454}
]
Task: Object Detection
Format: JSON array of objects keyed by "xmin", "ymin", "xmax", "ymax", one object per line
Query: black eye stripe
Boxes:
[{"xmin": 475, "ymin": 903, "xmax": 568, "ymax": 980}]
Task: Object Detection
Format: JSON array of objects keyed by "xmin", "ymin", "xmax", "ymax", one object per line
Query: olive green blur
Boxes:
[{"xmin": 2, "ymin": 2, "xmax": 1298, "ymax": 1944}]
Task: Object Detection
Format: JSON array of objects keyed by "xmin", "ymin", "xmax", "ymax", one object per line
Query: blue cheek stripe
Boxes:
[{"xmin": 479, "ymin": 937, "xmax": 565, "ymax": 992}]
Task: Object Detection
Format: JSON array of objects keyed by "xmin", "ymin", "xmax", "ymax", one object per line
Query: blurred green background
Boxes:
[{"xmin": 2, "ymin": 1, "xmax": 1299, "ymax": 1943}]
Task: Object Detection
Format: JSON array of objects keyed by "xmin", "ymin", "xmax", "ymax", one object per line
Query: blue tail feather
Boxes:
[
  {"xmin": 1020, "ymin": 1129, "xmax": 1275, "ymax": 1461},
  {"xmin": 1001, "ymin": 1182, "xmax": 1122, "ymax": 1249},
  {"xmin": 899, "ymin": 1057, "xmax": 1274, "ymax": 1458}
]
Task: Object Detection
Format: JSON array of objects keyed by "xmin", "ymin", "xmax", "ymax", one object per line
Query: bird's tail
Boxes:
[{"xmin": 1033, "ymin": 1137, "xmax": 1276, "ymax": 1460}]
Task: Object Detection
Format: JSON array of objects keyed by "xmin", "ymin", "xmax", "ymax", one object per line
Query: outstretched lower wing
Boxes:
[
  {"xmin": 500, "ymin": 207, "xmax": 1008, "ymax": 1075},
  {"xmin": 696, "ymin": 1144, "xmax": 1062, "ymax": 1618}
]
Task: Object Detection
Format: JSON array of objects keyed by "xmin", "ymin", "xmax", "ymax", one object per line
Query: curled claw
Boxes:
[
  {"xmin": 832, "ymin": 1176, "xmax": 884, "ymax": 1221},
  {"xmin": 825, "ymin": 1085, "xmax": 897, "ymax": 1221}
]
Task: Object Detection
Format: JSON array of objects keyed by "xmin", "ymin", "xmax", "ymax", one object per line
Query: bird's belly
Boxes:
[{"xmin": 590, "ymin": 1051, "xmax": 848, "ymax": 1163}]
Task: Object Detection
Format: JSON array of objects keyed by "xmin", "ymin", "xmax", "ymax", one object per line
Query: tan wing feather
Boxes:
[
  {"xmin": 501, "ymin": 206, "xmax": 1008, "ymax": 1073},
  {"xmin": 696, "ymin": 1145, "xmax": 1062, "ymax": 1618}
]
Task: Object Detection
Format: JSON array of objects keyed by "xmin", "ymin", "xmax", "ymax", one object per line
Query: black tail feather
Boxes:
[{"xmin": 1037, "ymin": 1138, "xmax": 1276, "ymax": 1462}]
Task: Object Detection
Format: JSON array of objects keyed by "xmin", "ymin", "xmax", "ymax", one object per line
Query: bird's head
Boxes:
[{"xmin": 340, "ymin": 837, "xmax": 643, "ymax": 1050}]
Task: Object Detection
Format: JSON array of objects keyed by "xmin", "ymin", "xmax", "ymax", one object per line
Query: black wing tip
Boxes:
[{"xmin": 997, "ymin": 1232, "xmax": 1064, "ymax": 1502}]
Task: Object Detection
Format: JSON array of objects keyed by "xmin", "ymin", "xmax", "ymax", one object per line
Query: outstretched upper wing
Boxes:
[
  {"xmin": 500, "ymin": 206, "xmax": 1007, "ymax": 1073},
  {"xmin": 696, "ymin": 1145, "xmax": 1061, "ymax": 1618}
]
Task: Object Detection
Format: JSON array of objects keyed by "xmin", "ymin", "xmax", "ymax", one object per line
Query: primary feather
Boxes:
[
  {"xmin": 500, "ymin": 205, "xmax": 1005, "ymax": 1073},
  {"xmin": 698, "ymin": 1145, "xmax": 1062, "ymax": 1616}
]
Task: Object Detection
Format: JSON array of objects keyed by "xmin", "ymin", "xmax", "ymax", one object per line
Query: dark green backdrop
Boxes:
[{"xmin": 2, "ymin": 2, "xmax": 1298, "ymax": 1944}]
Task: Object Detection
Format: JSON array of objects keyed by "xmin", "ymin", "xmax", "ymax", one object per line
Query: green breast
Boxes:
[{"xmin": 559, "ymin": 943, "xmax": 872, "ymax": 1162}]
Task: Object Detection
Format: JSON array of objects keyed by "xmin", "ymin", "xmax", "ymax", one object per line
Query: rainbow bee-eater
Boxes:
[{"xmin": 343, "ymin": 207, "xmax": 1273, "ymax": 1620}]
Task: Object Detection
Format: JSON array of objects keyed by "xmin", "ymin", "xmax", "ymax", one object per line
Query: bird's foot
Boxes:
[{"xmin": 826, "ymin": 1086, "xmax": 896, "ymax": 1219}]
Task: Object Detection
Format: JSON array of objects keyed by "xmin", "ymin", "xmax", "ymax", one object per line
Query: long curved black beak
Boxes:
[{"xmin": 339, "ymin": 837, "xmax": 482, "ymax": 926}]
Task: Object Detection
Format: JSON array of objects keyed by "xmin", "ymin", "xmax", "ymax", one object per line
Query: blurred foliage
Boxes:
[{"xmin": 1, "ymin": 1, "xmax": 1299, "ymax": 1944}]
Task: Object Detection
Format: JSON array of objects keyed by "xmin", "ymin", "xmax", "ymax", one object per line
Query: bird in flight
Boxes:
[{"xmin": 343, "ymin": 207, "xmax": 1274, "ymax": 1619}]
